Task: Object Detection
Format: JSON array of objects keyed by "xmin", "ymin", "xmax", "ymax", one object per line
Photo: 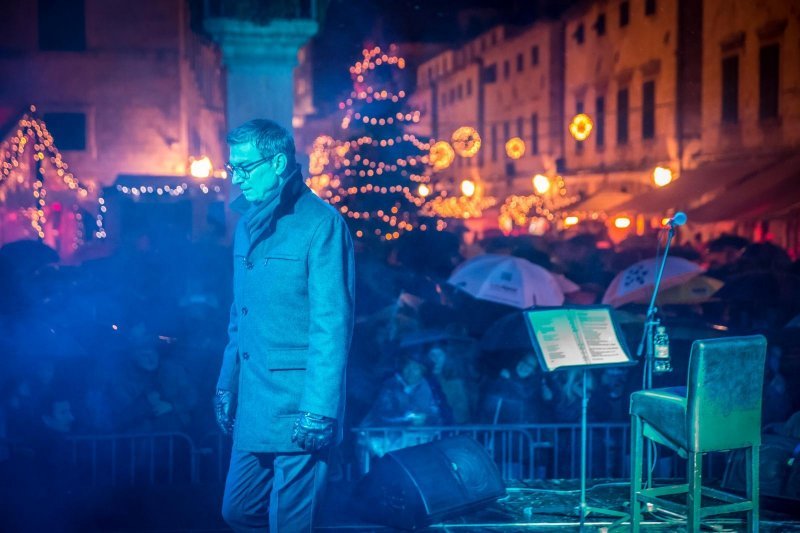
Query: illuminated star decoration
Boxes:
[
  {"xmin": 569, "ymin": 113, "xmax": 593, "ymax": 141},
  {"xmin": 451, "ymin": 126, "xmax": 481, "ymax": 157}
]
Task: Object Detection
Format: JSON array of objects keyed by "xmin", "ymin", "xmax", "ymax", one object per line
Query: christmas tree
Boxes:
[{"xmin": 308, "ymin": 45, "xmax": 441, "ymax": 242}]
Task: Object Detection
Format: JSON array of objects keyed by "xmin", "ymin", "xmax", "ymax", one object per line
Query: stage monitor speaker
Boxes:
[{"xmin": 354, "ymin": 436, "xmax": 506, "ymax": 530}]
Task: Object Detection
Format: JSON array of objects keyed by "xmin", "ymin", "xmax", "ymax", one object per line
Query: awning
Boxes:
[
  {"xmin": 609, "ymin": 157, "xmax": 778, "ymax": 217},
  {"xmin": 567, "ymin": 190, "xmax": 633, "ymax": 213},
  {"xmin": 686, "ymin": 153, "xmax": 800, "ymax": 222}
]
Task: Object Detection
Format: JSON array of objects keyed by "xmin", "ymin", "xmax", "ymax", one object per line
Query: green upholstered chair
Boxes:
[{"xmin": 629, "ymin": 335, "xmax": 767, "ymax": 532}]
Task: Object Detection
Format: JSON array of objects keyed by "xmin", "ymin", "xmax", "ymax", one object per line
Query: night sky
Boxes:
[{"xmin": 310, "ymin": 0, "xmax": 576, "ymax": 113}]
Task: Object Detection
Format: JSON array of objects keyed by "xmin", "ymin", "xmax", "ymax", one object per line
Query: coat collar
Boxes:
[{"xmin": 232, "ymin": 166, "xmax": 309, "ymax": 253}]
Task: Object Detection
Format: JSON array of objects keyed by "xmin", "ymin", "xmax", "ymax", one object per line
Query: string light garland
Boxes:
[
  {"xmin": 0, "ymin": 105, "xmax": 106, "ymax": 243},
  {"xmin": 423, "ymin": 192, "xmax": 496, "ymax": 219},
  {"xmin": 497, "ymin": 175, "xmax": 577, "ymax": 232},
  {"xmin": 308, "ymin": 44, "xmax": 440, "ymax": 241}
]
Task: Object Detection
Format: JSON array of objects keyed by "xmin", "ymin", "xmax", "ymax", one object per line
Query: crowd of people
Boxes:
[{"xmin": 2, "ymin": 225, "xmax": 800, "ymax": 470}]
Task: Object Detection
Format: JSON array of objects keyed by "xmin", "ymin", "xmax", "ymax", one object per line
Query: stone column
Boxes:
[{"xmin": 204, "ymin": 17, "xmax": 318, "ymax": 133}]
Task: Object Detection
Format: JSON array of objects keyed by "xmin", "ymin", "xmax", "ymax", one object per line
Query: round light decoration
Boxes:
[
  {"xmin": 451, "ymin": 126, "xmax": 482, "ymax": 157},
  {"xmin": 653, "ymin": 166, "xmax": 673, "ymax": 187},
  {"xmin": 460, "ymin": 179, "xmax": 476, "ymax": 197},
  {"xmin": 505, "ymin": 137, "xmax": 526, "ymax": 160},
  {"xmin": 569, "ymin": 113, "xmax": 594, "ymax": 141},
  {"xmin": 532, "ymin": 174, "xmax": 551, "ymax": 194},
  {"xmin": 418, "ymin": 184, "xmax": 431, "ymax": 197},
  {"xmin": 429, "ymin": 141, "xmax": 455, "ymax": 171}
]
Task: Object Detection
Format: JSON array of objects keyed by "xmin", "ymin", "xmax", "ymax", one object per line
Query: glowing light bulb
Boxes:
[{"xmin": 532, "ymin": 174, "xmax": 551, "ymax": 194}]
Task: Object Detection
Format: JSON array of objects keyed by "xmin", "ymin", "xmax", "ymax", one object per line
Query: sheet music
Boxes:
[{"xmin": 525, "ymin": 307, "xmax": 630, "ymax": 371}]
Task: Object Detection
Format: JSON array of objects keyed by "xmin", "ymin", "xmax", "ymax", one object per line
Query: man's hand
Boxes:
[
  {"xmin": 214, "ymin": 389, "xmax": 236, "ymax": 435},
  {"xmin": 292, "ymin": 412, "xmax": 335, "ymax": 452}
]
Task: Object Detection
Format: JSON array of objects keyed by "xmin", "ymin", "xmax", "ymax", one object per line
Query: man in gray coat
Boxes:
[{"xmin": 214, "ymin": 119, "xmax": 355, "ymax": 531}]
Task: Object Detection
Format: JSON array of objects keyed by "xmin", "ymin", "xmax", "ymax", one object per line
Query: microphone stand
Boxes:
[{"xmin": 635, "ymin": 221, "xmax": 678, "ymax": 488}]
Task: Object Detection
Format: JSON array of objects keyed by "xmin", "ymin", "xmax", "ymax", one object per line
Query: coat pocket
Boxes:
[{"xmin": 267, "ymin": 347, "xmax": 308, "ymax": 370}]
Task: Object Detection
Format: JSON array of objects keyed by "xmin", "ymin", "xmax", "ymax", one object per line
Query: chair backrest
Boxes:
[{"xmin": 687, "ymin": 335, "xmax": 767, "ymax": 453}]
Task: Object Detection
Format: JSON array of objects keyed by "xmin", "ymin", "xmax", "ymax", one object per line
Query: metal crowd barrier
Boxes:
[
  {"xmin": 63, "ymin": 424, "xmax": 729, "ymax": 487},
  {"xmin": 66, "ymin": 432, "xmax": 199, "ymax": 487}
]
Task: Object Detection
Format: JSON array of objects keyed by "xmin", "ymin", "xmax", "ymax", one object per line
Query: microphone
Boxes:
[{"xmin": 666, "ymin": 212, "xmax": 687, "ymax": 227}]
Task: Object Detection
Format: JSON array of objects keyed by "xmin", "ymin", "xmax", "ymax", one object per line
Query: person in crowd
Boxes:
[
  {"xmin": 401, "ymin": 328, "xmax": 478, "ymax": 424},
  {"xmin": 360, "ymin": 348, "xmax": 446, "ymax": 428},
  {"xmin": 480, "ymin": 352, "xmax": 550, "ymax": 424},
  {"xmin": 104, "ymin": 323, "xmax": 198, "ymax": 433},
  {"xmin": 214, "ymin": 119, "xmax": 354, "ymax": 532}
]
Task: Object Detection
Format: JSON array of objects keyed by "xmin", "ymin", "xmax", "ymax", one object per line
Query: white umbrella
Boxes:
[
  {"xmin": 447, "ymin": 254, "xmax": 564, "ymax": 309},
  {"xmin": 602, "ymin": 256, "xmax": 704, "ymax": 308}
]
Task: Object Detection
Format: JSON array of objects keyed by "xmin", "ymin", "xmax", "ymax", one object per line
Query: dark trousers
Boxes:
[{"xmin": 222, "ymin": 448, "xmax": 329, "ymax": 532}]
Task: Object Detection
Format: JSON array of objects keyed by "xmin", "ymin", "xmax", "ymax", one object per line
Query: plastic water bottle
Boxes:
[{"xmin": 653, "ymin": 326, "xmax": 672, "ymax": 373}]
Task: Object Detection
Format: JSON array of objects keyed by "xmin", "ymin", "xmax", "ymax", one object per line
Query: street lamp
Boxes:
[
  {"xmin": 461, "ymin": 179, "xmax": 476, "ymax": 197},
  {"xmin": 653, "ymin": 166, "xmax": 673, "ymax": 187},
  {"xmin": 532, "ymin": 174, "xmax": 551, "ymax": 194},
  {"xmin": 190, "ymin": 156, "xmax": 213, "ymax": 179}
]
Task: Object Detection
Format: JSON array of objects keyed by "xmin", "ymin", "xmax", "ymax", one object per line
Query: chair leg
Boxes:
[
  {"xmin": 746, "ymin": 446, "xmax": 759, "ymax": 533},
  {"xmin": 630, "ymin": 414, "xmax": 642, "ymax": 533},
  {"xmin": 687, "ymin": 451, "xmax": 701, "ymax": 533}
]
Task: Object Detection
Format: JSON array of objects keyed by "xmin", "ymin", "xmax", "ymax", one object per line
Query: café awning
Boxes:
[
  {"xmin": 609, "ymin": 157, "xmax": 778, "ymax": 217},
  {"xmin": 686, "ymin": 153, "xmax": 800, "ymax": 222}
]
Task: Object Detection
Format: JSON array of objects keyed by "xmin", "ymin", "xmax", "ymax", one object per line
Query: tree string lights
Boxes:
[
  {"xmin": 0, "ymin": 105, "xmax": 106, "ymax": 245},
  {"xmin": 307, "ymin": 45, "xmax": 439, "ymax": 241}
]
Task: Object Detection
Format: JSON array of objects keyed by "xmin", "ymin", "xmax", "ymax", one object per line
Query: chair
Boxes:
[{"xmin": 629, "ymin": 335, "xmax": 766, "ymax": 532}]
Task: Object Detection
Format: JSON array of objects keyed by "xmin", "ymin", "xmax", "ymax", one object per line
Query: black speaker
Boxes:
[{"xmin": 354, "ymin": 436, "xmax": 506, "ymax": 530}]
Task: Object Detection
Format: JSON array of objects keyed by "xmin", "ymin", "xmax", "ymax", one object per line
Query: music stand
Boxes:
[{"xmin": 523, "ymin": 305, "xmax": 636, "ymax": 531}]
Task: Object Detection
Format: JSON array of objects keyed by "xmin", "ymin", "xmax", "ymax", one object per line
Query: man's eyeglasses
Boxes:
[{"xmin": 224, "ymin": 155, "xmax": 275, "ymax": 180}]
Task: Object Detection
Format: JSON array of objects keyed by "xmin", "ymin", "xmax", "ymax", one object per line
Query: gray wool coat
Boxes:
[{"xmin": 216, "ymin": 169, "xmax": 355, "ymax": 452}]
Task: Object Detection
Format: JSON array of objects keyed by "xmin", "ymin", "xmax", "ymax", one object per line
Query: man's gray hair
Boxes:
[{"xmin": 227, "ymin": 119, "xmax": 296, "ymax": 165}]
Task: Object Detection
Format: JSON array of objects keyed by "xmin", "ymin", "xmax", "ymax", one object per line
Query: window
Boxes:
[
  {"xmin": 491, "ymin": 124, "xmax": 497, "ymax": 162},
  {"xmin": 595, "ymin": 96, "xmax": 605, "ymax": 148},
  {"xmin": 620, "ymin": 1, "xmax": 630, "ymax": 27},
  {"xmin": 721, "ymin": 56, "xmax": 739, "ymax": 124},
  {"xmin": 457, "ymin": 84, "xmax": 463, "ymax": 100},
  {"xmin": 503, "ymin": 121, "xmax": 510, "ymax": 148},
  {"xmin": 466, "ymin": 79, "xmax": 472, "ymax": 96},
  {"xmin": 617, "ymin": 88, "xmax": 629, "ymax": 144},
  {"xmin": 38, "ymin": 0, "xmax": 86, "ymax": 51},
  {"xmin": 440, "ymin": 91, "xmax": 447, "ymax": 108},
  {"xmin": 503, "ymin": 60, "xmax": 510, "ymax": 80},
  {"xmin": 645, "ymin": 0, "xmax": 656, "ymax": 16},
  {"xmin": 759, "ymin": 44, "xmax": 779, "ymax": 120},
  {"xmin": 574, "ymin": 23, "xmax": 585, "ymax": 44},
  {"xmin": 449, "ymin": 88, "xmax": 456, "ymax": 103},
  {"xmin": 517, "ymin": 117, "xmax": 524, "ymax": 138},
  {"xmin": 531, "ymin": 46, "xmax": 539, "ymax": 66},
  {"xmin": 482, "ymin": 64, "xmax": 497, "ymax": 83},
  {"xmin": 517, "ymin": 53, "xmax": 524, "ymax": 72},
  {"xmin": 642, "ymin": 81, "xmax": 655, "ymax": 139},
  {"xmin": 43, "ymin": 112, "xmax": 86, "ymax": 150},
  {"xmin": 594, "ymin": 13, "xmax": 606, "ymax": 36},
  {"xmin": 530, "ymin": 114, "xmax": 539, "ymax": 154}
]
